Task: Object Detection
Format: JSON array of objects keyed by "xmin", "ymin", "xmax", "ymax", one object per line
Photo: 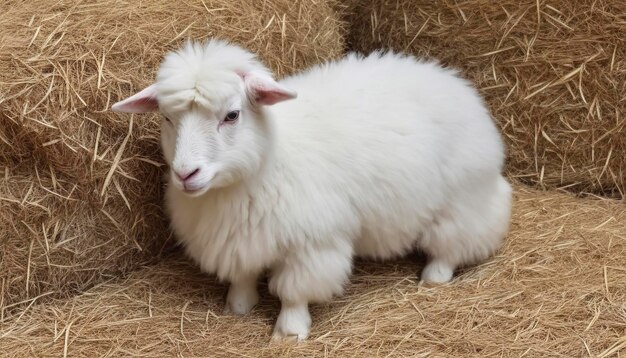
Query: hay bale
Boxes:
[
  {"xmin": 0, "ymin": 0, "xmax": 345, "ymax": 314},
  {"xmin": 2, "ymin": 184, "xmax": 625, "ymax": 356},
  {"xmin": 344, "ymin": 0, "xmax": 626, "ymax": 197}
]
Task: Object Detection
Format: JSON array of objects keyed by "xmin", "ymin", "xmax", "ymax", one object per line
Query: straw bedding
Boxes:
[
  {"xmin": 344, "ymin": 0, "xmax": 626, "ymax": 197},
  {"xmin": 1, "ymin": 184, "xmax": 625, "ymax": 357},
  {"xmin": 0, "ymin": 0, "xmax": 345, "ymax": 314}
]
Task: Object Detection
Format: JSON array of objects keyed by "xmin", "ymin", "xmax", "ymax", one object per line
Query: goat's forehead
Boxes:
[{"xmin": 157, "ymin": 73, "xmax": 242, "ymax": 115}]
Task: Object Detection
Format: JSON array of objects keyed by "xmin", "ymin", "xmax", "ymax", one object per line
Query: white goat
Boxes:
[{"xmin": 112, "ymin": 39, "xmax": 512, "ymax": 341}]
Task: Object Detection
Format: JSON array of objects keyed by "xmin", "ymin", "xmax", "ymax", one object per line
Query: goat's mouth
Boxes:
[
  {"xmin": 169, "ymin": 177, "xmax": 211, "ymax": 197},
  {"xmin": 169, "ymin": 165, "xmax": 220, "ymax": 197}
]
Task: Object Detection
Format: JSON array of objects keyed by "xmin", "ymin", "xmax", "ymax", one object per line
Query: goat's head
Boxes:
[{"xmin": 112, "ymin": 40, "xmax": 296, "ymax": 196}]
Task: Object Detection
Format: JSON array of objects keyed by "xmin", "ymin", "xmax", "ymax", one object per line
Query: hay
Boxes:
[
  {"xmin": 344, "ymin": 0, "xmax": 626, "ymax": 197},
  {"xmin": 1, "ymin": 184, "xmax": 625, "ymax": 357},
  {"xmin": 0, "ymin": 0, "xmax": 345, "ymax": 315}
]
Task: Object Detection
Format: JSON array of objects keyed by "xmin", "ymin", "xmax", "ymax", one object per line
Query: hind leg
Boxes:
[{"xmin": 420, "ymin": 176, "xmax": 512, "ymax": 284}]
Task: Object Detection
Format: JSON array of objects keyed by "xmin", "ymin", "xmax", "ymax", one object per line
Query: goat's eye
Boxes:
[
  {"xmin": 164, "ymin": 117, "xmax": 171, "ymax": 123},
  {"xmin": 224, "ymin": 110, "xmax": 240, "ymax": 123}
]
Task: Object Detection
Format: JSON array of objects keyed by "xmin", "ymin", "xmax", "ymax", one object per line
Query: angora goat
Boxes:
[{"xmin": 112, "ymin": 39, "xmax": 512, "ymax": 341}]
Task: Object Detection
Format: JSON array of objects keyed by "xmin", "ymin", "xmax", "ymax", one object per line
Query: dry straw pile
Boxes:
[
  {"xmin": 1, "ymin": 184, "xmax": 625, "ymax": 357},
  {"xmin": 0, "ymin": 0, "xmax": 345, "ymax": 315},
  {"xmin": 345, "ymin": 0, "xmax": 626, "ymax": 197}
]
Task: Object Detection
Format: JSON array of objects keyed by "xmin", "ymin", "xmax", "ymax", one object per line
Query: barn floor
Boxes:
[{"xmin": 2, "ymin": 184, "xmax": 625, "ymax": 357}]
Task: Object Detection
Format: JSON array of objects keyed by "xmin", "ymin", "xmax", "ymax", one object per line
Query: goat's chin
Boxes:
[
  {"xmin": 181, "ymin": 186, "xmax": 210, "ymax": 198},
  {"xmin": 168, "ymin": 180, "xmax": 210, "ymax": 198}
]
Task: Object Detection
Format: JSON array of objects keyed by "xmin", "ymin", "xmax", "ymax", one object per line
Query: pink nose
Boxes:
[{"xmin": 175, "ymin": 168, "xmax": 200, "ymax": 182}]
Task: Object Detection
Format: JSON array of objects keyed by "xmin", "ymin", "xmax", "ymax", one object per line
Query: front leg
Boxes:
[
  {"xmin": 269, "ymin": 241, "xmax": 353, "ymax": 341},
  {"xmin": 272, "ymin": 300, "xmax": 311, "ymax": 341},
  {"xmin": 224, "ymin": 273, "xmax": 259, "ymax": 315}
]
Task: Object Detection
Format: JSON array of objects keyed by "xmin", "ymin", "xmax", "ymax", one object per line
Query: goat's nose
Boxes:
[{"xmin": 175, "ymin": 168, "xmax": 200, "ymax": 182}]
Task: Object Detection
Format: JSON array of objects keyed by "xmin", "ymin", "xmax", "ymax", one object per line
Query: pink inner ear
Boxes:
[
  {"xmin": 111, "ymin": 84, "xmax": 159, "ymax": 113},
  {"xmin": 254, "ymin": 86, "xmax": 295, "ymax": 105},
  {"xmin": 242, "ymin": 73, "xmax": 297, "ymax": 106},
  {"xmin": 235, "ymin": 71, "xmax": 297, "ymax": 106}
]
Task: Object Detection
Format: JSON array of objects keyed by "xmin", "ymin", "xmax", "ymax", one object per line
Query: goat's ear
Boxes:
[
  {"xmin": 241, "ymin": 71, "xmax": 297, "ymax": 106},
  {"xmin": 111, "ymin": 84, "xmax": 159, "ymax": 113}
]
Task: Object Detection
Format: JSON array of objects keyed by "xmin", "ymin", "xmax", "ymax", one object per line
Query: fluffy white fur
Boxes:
[{"xmin": 112, "ymin": 39, "xmax": 512, "ymax": 341}]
